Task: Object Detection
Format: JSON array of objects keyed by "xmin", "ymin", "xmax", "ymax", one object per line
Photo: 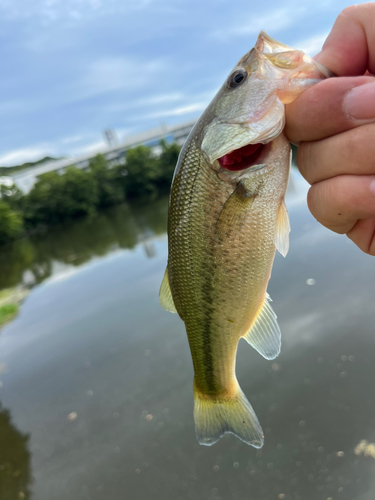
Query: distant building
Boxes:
[{"xmin": 10, "ymin": 119, "xmax": 196, "ymax": 194}]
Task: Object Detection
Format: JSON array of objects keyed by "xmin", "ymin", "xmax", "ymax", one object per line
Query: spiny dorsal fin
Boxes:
[
  {"xmin": 274, "ymin": 198, "xmax": 290, "ymax": 257},
  {"xmin": 159, "ymin": 267, "xmax": 177, "ymax": 313},
  {"xmin": 242, "ymin": 293, "xmax": 281, "ymax": 360}
]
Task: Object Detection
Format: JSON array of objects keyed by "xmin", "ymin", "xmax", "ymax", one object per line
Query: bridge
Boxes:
[{"xmin": 10, "ymin": 119, "xmax": 196, "ymax": 194}]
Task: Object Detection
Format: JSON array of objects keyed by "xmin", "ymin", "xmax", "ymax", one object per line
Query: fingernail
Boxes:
[{"xmin": 344, "ymin": 81, "xmax": 375, "ymax": 120}]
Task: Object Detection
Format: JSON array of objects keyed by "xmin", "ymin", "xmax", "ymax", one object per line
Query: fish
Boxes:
[{"xmin": 159, "ymin": 31, "xmax": 331, "ymax": 448}]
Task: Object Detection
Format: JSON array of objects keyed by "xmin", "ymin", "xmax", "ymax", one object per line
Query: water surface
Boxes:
[{"xmin": 1, "ymin": 172, "xmax": 375, "ymax": 500}]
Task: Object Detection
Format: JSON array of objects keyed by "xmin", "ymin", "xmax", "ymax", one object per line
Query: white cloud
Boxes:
[
  {"xmin": 145, "ymin": 102, "xmax": 207, "ymax": 119},
  {"xmin": 0, "ymin": 0, "xmax": 152, "ymax": 23},
  {"xmin": 0, "ymin": 146, "xmax": 55, "ymax": 166},
  {"xmin": 60, "ymin": 134, "xmax": 87, "ymax": 145},
  {"xmin": 70, "ymin": 139, "xmax": 107, "ymax": 157},
  {"xmin": 76, "ymin": 57, "xmax": 167, "ymax": 100},
  {"xmin": 294, "ymin": 33, "xmax": 329, "ymax": 56},
  {"xmin": 211, "ymin": 7, "xmax": 305, "ymax": 41}
]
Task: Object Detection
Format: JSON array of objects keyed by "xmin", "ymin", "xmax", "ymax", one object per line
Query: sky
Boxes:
[{"xmin": 0, "ymin": 0, "xmax": 368, "ymax": 166}]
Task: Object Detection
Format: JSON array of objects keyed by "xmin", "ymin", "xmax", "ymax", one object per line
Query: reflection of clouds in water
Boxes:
[
  {"xmin": 281, "ymin": 311, "xmax": 323, "ymax": 348},
  {"xmin": 293, "ymin": 224, "xmax": 338, "ymax": 248}
]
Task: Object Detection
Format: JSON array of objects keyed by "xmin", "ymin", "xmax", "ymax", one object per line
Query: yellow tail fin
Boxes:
[{"xmin": 193, "ymin": 382, "xmax": 264, "ymax": 448}]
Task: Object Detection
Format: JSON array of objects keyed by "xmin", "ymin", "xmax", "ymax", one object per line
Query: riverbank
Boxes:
[{"xmin": 0, "ymin": 287, "xmax": 29, "ymax": 328}]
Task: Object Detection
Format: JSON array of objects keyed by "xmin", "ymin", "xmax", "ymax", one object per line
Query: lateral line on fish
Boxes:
[{"xmin": 186, "ymin": 161, "xmax": 217, "ymax": 392}]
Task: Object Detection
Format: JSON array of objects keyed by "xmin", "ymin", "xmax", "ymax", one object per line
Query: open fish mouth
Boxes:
[{"xmin": 218, "ymin": 143, "xmax": 267, "ymax": 172}]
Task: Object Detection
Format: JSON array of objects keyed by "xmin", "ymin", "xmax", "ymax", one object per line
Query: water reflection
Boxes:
[
  {"xmin": 1, "ymin": 171, "xmax": 375, "ymax": 499},
  {"xmin": 0, "ymin": 403, "xmax": 31, "ymax": 499},
  {"xmin": 0, "ymin": 198, "xmax": 168, "ymax": 292}
]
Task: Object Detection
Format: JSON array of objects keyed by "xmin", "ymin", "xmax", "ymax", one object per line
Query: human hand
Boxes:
[{"xmin": 285, "ymin": 4, "xmax": 375, "ymax": 255}]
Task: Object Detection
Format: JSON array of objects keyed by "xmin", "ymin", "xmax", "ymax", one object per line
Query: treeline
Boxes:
[
  {"xmin": 0, "ymin": 155, "xmax": 62, "ymax": 175},
  {"xmin": 0, "ymin": 140, "xmax": 180, "ymax": 246}
]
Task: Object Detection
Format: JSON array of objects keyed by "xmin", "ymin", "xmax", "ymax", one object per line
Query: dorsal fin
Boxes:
[
  {"xmin": 159, "ymin": 267, "xmax": 177, "ymax": 313},
  {"xmin": 242, "ymin": 293, "xmax": 281, "ymax": 360},
  {"xmin": 274, "ymin": 198, "xmax": 290, "ymax": 257}
]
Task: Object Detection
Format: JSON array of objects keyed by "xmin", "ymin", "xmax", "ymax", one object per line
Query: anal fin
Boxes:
[
  {"xmin": 243, "ymin": 293, "xmax": 281, "ymax": 360},
  {"xmin": 159, "ymin": 267, "xmax": 177, "ymax": 313}
]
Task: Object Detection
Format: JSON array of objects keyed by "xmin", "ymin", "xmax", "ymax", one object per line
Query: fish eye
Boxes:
[{"xmin": 228, "ymin": 69, "xmax": 248, "ymax": 88}]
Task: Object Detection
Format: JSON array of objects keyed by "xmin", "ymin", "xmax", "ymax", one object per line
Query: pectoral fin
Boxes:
[
  {"xmin": 215, "ymin": 179, "xmax": 256, "ymax": 239},
  {"xmin": 243, "ymin": 293, "xmax": 281, "ymax": 360},
  {"xmin": 274, "ymin": 198, "xmax": 290, "ymax": 257},
  {"xmin": 159, "ymin": 267, "xmax": 177, "ymax": 313}
]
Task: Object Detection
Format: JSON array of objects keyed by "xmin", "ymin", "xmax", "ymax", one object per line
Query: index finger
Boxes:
[
  {"xmin": 315, "ymin": 4, "xmax": 375, "ymax": 76},
  {"xmin": 285, "ymin": 3, "xmax": 375, "ymax": 144}
]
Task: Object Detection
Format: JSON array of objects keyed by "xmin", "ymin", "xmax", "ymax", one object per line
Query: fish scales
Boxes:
[{"xmin": 160, "ymin": 31, "xmax": 332, "ymax": 447}]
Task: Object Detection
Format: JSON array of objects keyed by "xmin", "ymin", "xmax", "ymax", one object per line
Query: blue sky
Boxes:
[{"xmin": 0, "ymin": 0, "xmax": 366, "ymax": 166}]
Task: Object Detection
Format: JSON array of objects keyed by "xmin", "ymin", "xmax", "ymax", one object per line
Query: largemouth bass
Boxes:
[{"xmin": 159, "ymin": 32, "xmax": 331, "ymax": 447}]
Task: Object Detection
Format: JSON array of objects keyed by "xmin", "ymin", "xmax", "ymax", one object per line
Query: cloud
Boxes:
[
  {"xmin": 0, "ymin": 0, "xmax": 355, "ymax": 169},
  {"xmin": 60, "ymin": 134, "xmax": 87, "ymax": 145},
  {"xmin": 70, "ymin": 139, "xmax": 107, "ymax": 157},
  {"xmin": 294, "ymin": 33, "xmax": 329, "ymax": 56},
  {"xmin": 0, "ymin": 0, "xmax": 153, "ymax": 24},
  {"xmin": 0, "ymin": 146, "xmax": 55, "ymax": 166},
  {"xmin": 71, "ymin": 56, "xmax": 167, "ymax": 102},
  {"xmin": 145, "ymin": 102, "xmax": 207, "ymax": 119},
  {"xmin": 210, "ymin": 7, "xmax": 305, "ymax": 41}
]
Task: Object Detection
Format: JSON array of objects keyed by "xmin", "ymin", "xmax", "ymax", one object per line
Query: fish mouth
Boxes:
[{"xmin": 217, "ymin": 143, "xmax": 266, "ymax": 172}]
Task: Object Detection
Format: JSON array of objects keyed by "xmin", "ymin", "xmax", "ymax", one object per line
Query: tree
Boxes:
[
  {"xmin": 0, "ymin": 404, "xmax": 32, "ymax": 500},
  {"xmin": 155, "ymin": 139, "xmax": 181, "ymax": 190},
  {"xmin": 119, "ymin": 145, "xmax": 159, "ymax": 200},
  {"xmin": 89, "ymin": 154, "xmax": 125, "ymax": 208},
  {"xmin": 0, "ymin": 184, "xmax": 24, "ymax": 211},
  {"xmin": 0, "ymin": 201, "xmax": 23, "ymax": 245},
  {"xmin": 24, "ymin": 167, "xmax": 99, "ymax": 227}
]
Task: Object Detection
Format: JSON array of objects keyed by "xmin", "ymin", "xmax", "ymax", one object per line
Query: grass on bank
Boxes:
[{"xmin": 0, "ymin": 304, "xmax": 19, "ymax": 328}]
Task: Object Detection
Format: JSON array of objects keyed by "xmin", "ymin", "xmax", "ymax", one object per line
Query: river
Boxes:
[{"xmin": 0, "ymin": 170, "xmax": 375, "ymax": 500}]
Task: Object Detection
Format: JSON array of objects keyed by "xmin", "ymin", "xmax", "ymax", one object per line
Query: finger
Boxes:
[
  {"xmin": 307, "ymin": 175, "xmax": 375, "ymax": 234},
  {"xmin": 285, "ymin": 76, "xmax": 375, "ymax": 143},
  {"xmin": 315, "ymin": 4, "xmax": 375, "ymax": 76},
  {"xmin": 347, "ymin": 218, "xmax": 375, "ymax": 256},
  {"xmin": 297, "ymin": 123, "xmax": 375, "ymax": 185}
]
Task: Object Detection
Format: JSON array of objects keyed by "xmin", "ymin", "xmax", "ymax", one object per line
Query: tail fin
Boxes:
[{"xmin": 193, "ymin": 382, "xmax": 264, "ymax": 448}]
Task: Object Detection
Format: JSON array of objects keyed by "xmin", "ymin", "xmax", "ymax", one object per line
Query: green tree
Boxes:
[
  {"xmin": 119, "ymin": 145, "xmax": 159, "ymax": 201},
  {"xmin": 0, "ymin": 201, "xmax": 23, "ymax": 244},
  {"xmin": 89, "ymin": 154, "xmax": 125, "ymax": 208},
  {"xmin": 24, "ymin": 167, "xmax": 99, "ymax": 227},
  {"xmin": 0, "ymin": 184, "xmax": 24, "ymax": 211},
  {"xmin": 155, "ymin": 139, "xmax": 181, "ymax": 190}
]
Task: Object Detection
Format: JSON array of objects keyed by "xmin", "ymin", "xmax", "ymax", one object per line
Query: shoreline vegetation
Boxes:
[
  {"xmin": 0, "ymin": 287, "xmax": 30, "ymax": 328},
  {"xmin": 0, "ymin": 140, "xmax": 181, "ymax": 247}
]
